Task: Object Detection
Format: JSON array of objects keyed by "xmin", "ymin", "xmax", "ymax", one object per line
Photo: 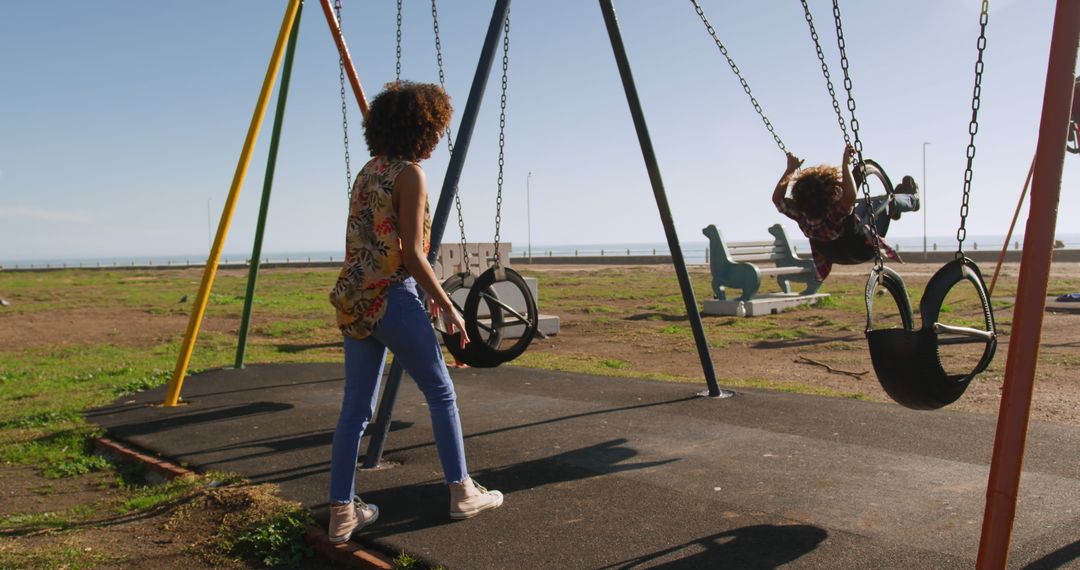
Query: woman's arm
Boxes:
[
  {"xmin": 772, "ymin": 152, "xmax": 804, "ymax": 208},
  {"xmin": 839, "ymin": 145, "xmax": 857, "ymax": 211},
  {"xmin": 395, "ymin": 164, "xmax": 469, "ymax": 346}
]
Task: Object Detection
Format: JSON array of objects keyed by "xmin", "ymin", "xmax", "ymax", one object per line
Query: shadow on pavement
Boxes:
[
  {"xmin": 598, "ymin": 524, "xmax": 828, "ymax": 569},
  {"xmin": 344, "ymin": 438, "xmax": 677, "ymax": 537},
  {"xmin": 1023, "ymin": 539, "xmax": 1080, "ymax": 570}
]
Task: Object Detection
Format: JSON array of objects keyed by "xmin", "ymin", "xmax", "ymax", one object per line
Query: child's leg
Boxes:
[
  {"xmin": 328, "ymin": 335, "xmax": 387, "ymax": 504},
  {"xmin": 891, "ymin": 193, "xmax": 919, "ymax": 214},
  {"xmin": 854, "ymin": 197, "xmax": 893, "ymax": 237},
  {"xmin": 373, "ymin": 279, "xmax": 469, "ymax": 484}
]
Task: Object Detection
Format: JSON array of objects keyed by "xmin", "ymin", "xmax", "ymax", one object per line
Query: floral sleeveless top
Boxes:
[{"xmin": 330, "ymin": 156, "xmax": 430, "ymax": 340}]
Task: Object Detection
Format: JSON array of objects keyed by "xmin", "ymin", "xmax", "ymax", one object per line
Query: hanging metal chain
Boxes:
[
  {"xmin": 690, "ymin": 0, "xmax": 786, "ymax": 153},
  {"xmin": 956, "ymin": 1, "xmax": 989, "ymax": 255},
  {"xmin": 395, "ymin": 0, "xmax": 403, "ymax": 81},
  {"xmin": 334, "ymin": 0, "xmax": 353, "ymax": 200},
  {"xmin": 801, "ymin": 0, "xmax": 850, "ymax": 146},
  {"xmin": 492, "ymin": 14, "xmax": 510, "ymax": 267},
  {"xmin": 832, "ymin": 0, "xmax": 881, "ymax": 268},
  {"xmin": 431, "ymin": 0, "xmax": 470, "ymax": 270}
]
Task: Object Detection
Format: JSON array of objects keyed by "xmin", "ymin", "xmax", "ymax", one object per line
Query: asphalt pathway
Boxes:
[{"xmin": 87, "ymin": 364, "xmax": 1080, "ymax": 569}]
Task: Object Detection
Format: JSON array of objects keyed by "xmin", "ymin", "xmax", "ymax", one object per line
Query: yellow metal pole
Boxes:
[{"xmin": 164, "ymin": 0, "xmax": 303, "ymax": 406}]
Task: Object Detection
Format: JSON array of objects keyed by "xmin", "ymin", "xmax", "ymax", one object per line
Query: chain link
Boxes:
[
  {"xmin": 956, "ymin": 1, "xmax": 989, "ymax": 255},
  {"xmin": 690, "ymin": 0, "xmax": 786, "ymax": 153},
  {"xmin": 395, "ymin": 0, "xmax": 403, "ymax": 81},
  {"xmin": 801, "ymin": 0, "xmax": 850, "ymax": 147},
  {"xmin": 832, "ymin": 0, "xmax": 881, "ymax": 268},
  {"xmin": 492, "ymin": 14, "xmax": 510, "ymax": 266},
  {"xmin": 430, "ymin": 0, "xmax": 470, "ymax": 269},
  {"xmin": 334, "ymin": 0, "xmax": 353, "ymax": 200}
]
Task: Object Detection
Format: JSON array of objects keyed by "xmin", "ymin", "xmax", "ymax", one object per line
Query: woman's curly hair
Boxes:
[
  {"xmin": 363, "ymin": 82, "xmax": 452, "ymax": 161},
  {"xmin": 791, "ymin": 165, "xmax": 843, "ymax": 220}
]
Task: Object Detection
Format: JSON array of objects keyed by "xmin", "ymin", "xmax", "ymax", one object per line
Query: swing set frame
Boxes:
[{"xmin": 159, "ymin": 1, "xmax": 1078, "ymax": 567}]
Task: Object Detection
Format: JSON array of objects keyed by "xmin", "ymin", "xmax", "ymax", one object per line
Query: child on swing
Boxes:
[{"xmin": 772, "ymin": 145, "xmax": 918, "ymax": 280}]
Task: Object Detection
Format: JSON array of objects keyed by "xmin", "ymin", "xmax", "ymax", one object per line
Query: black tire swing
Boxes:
[
  {"xmin": 834, "ymin": 0, "xmax": 997, "ymax": 409},
  {"xmin": 432, "ymin": 10, "xmax": 540, "ymax": 368},
  {"xmin": 865, "ymin": 260, "xmax": 996, "ymax": 409}
]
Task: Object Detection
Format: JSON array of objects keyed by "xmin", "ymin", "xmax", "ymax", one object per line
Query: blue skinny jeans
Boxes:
[
  {"xmin": 855, "ymin": 193, "xmax": 919, "ymax": 236},
  {"xmin": 329, "ymin": 278, "xmax": 469, "ymax": 504}
]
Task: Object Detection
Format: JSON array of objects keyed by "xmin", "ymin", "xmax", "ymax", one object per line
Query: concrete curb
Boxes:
[
  {"xmin": 303, "ymin": 527, "xmax": 395, "ymax": 570},
  {"xmin": 92, "ymin": 436, "xmax": 196, "ymax": 483},
  {"xmin": 92, "ymin": 436, "xmax": 395, "ymax": 570}
]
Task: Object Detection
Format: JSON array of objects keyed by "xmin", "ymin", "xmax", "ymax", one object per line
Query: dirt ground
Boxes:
[
  {"xmin": 0, "ymin": 467, "xmax": 345, "ymax": 569},
  {"xmin": 0, "ymin": 261, "xmax": 1077, "ymax": 569},
  {"xmin": 519, "ymin": 261, "xmax": 1080, "ymax": 426}
]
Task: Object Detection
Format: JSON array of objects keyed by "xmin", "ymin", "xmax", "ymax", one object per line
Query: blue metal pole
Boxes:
[
  {"xmin": 599, "ymin": 0, "xmax": 728, "ymax": 398},
  {"xmin": 363, "ymin": 0, "xmax": 513, "ymax": 468}
]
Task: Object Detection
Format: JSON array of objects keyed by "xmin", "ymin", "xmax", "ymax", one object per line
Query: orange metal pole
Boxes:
[
  {"xmin": 988, "ymin": 156, "xmax": 1035, "ymax": 296},
  {"xmin": 976, "ymin": 0, "xmax": 1079, "ymax": 567},
  {"xmin": 319, "ymin": 0, "xmax": 369, "ymax": 118}
]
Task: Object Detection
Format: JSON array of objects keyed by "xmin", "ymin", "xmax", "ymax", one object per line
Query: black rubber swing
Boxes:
[
  {"xmin": 439, "ymin": 266, "xmax": 540, "ymax": 368},
  {"xmin": 439, "ymin": 272, "xmax": 504, "ymax": 367},
  {"xmin": 864, "ymin": 257, "xmax": 997, "ymax": 410},
  {"xmin": 809, "ymin": 159, "xmax": 895, "ymax": 265}
]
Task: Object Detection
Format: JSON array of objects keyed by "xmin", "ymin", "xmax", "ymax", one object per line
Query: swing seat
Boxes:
[
  {"xmin": 441, "ymin": 267, "xmax": 540, "ymax": 368},
  {"xmin": 439, "ymin": 273, "xmax": 505, "ymax": 368},
  {"xmin": 865, "ymin": 258, "xmax": 997, "ymax": 410},
  {"xmin": 461, "ymin": 266, "xmax": 540, "ymax": 367},
  {"xmin": 809, "ymin": 159, "xmax": 894, "ymax": 265}
]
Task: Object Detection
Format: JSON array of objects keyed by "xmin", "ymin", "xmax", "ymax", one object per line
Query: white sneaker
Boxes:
[
  {"xmin": 328, "ymin": 497, "xmax": 379, "ymax": 543},
  {"xmin": 449, "ymin": 477, "xmax": 503, "ymax": 520}
]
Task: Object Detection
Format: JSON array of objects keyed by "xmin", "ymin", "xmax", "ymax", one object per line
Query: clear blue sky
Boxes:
[{"xmin": 0, "ymin": 0, "xmax": 1074, "ymax": 262}]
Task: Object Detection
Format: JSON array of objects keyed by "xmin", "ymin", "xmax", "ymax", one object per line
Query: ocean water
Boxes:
[{"xmin": 4, "ymin": 233, "xmax": 1080, "ymax": 269}]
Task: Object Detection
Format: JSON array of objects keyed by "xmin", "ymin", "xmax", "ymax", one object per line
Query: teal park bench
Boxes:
[{"xmin": 702, "ymin": 223, "xmax": 823, "ymax": 302}]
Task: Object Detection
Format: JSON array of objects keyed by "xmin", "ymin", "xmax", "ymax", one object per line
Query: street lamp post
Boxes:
[
  {"xmin": 526, "ymin": 171, "xmax": 533, "ymax": 262},
  {"xmin": 922, "ymin": 142, "xmax": 930, "ymax": 260}
]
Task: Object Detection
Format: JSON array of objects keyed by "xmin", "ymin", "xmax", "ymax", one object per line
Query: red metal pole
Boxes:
[
  {"xmin": 976, "ymin": 1, "xmax": 1080, "ymax": 568},
  {"xmin": 988, "ymin": 156, "xmax": 1035, "ymax": 296},
  {"xmin": 319, "ymin": 0, "xmax": 370, "ymax": 118}
]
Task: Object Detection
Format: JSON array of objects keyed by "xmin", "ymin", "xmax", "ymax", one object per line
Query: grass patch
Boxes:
[
  {"xmin": 0, "ymin": 545, "xmax": 126, "ymax": 569},
  {"xmin": 814, "ymin": 295, "xmax": 838, "ymax": 309},
  {"xmin": 511, "ymin": 352, "xmax": 695, "ymax": 383},
  {"xmin": 0, "ymin": 502, "xmax": 98, "ymax": 532},
  {"xmin": 0, "ymin": 430, "xmax": 111, "ymax": 479},
  {"xmin": 115, "ymin": 475, "xmax": 205, "ymax": 514},
  {"xmin": 171, "ymin": 484, "xmax": 315, "ymax": 568},
  {"xmin": 600, "ymin": 358, "xmax": 631, "ymax": 370}
]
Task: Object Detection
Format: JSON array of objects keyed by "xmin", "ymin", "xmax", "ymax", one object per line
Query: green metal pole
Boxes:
[{"xmin": 235, "ymin": 1, "xmax": 304, "ymax": 369}]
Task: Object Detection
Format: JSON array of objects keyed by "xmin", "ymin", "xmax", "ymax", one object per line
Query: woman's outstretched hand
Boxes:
[{"xmin": 429, "ymin": 298, "xmax": 470, "ymax": 349}]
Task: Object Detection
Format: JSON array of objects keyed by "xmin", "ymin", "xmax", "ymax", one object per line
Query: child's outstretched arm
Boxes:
[
  {"xmin": 839, "ymin": 145, "xmax": 857, "ymax": 211},
  {"xmin": 772, "ymin": 152, "xmax": 804, "ymax": 208}
]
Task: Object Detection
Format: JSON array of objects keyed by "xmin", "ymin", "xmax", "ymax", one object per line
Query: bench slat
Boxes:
[
  {"xmin": 758, "ymin": 267, "xmax": 811, "ymax": 276},
  {"xmin": 730, "ymin": 253, "xmax": 790, "ymax": 263}
]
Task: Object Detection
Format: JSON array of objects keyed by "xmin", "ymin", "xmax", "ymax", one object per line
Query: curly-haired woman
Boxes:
[
  {"xmin": 772, "ymin": 145, "xmax": 918, "ymax": 280},
  {"xmin": 327, "ymin": 82, "xmax": 503, "ymax": 543}
]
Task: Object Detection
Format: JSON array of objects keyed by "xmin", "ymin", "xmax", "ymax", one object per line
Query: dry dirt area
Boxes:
[
  {"xmin": 0, "ymin": 261, "xmax": 1077, "ymax": 569},
  {"xmin": 521, "ymin": 261, "xmax": 1080, "ymax": 426},
  {"xmin": 0, "ymin": 467, "xmax": 346, "ymax": 569}
]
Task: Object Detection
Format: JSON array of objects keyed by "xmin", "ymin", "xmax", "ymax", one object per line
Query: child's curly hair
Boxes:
[
  {"xmin": 791, "ymin": 165, "xmax": 843, "ymax": 220},
  {"xmin": 363, "ymin": 82, "xmax": 453, "ymax": 161}
]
